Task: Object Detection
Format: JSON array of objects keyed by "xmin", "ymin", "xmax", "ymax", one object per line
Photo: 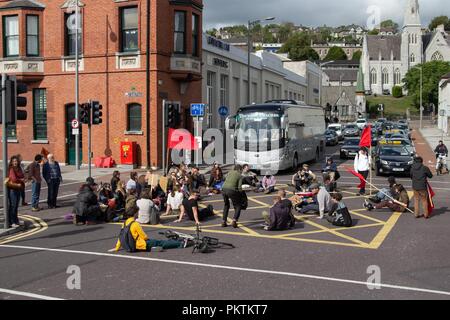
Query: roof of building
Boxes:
[
  {"xmin": 319, "ymin": 60, "xmax": 360, "ymax": 68},
  {"xmin": 335, "ymin": 91, "xmax": 354, "ymax": 107},
  {"xmin": 223, "ymin": 37, "xmax": 248, "ymax": 45},
  {"xmin": 422, "ymin": 33, "xmax": 433, "ymax": 53},
  {"xmin": 0, "ymin": 0, "xmax": 45, "ymax": 10},
  {"xmin": 356, "ymin": 67, "xmax": 365, "ymax": 93},
  {"xmin": 366, "ymin": 35, "xmax": 401, "ymax": 60},
  {"xmin": 323, "ymin": 69, "xmax": 358, "ymax": 82}
]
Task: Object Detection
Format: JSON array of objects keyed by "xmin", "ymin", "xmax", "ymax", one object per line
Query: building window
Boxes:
[
  {"xmin": 3, "ymin": 15, "xmax": 19, "ymax": 57},
  {"xmin": 382, "ymin": 68, "xmax": 389, "ymax": 85},
  {"xmin": 120, "ymin": 7, "xmax": 138, "ymax": 52},
  {"xmin": 220, "ymin": 74, "xmax": 229, "ymax": 107},
  {"xmin": 431, "ymin": 51, "xmax": 444, "ymax": 61},
  {"xmin": 7, "ymin": 125, "xmax": 16, "ymax": 139},
  {"xmin": 207, "ymin": 71, "xmax": 216, "ymax": 120},
  {"xmin": 410, "ymin": 53, "xmax": 415, "ymax": 63},
  {"xmin": 370, "ymin": 69, "xmax": 377, "ymax": 85},
  {"xmin": 65, "ymin": 12, "xmax": 82, "ymax": 56},
  {"xmin": 394, "ymin": 69, "xmax": 401, "ymax": 85},
  {"xmin": 33, "ymin": 89, "xmax": 47, "ymax": 140},
  {"xmin": 192, "ymin": 14, "xmax": 199, "ymax": 56},
  {"xmin": 127, "ymin": 103, "xmax": 142, "ymax": 132},
  {"xmin": 26, "ymin": 15, "xmax": 39, "ymax": 56},
  {"xmin": 174, "ymin": 11, "xmax": 186, "ymax": 54}
]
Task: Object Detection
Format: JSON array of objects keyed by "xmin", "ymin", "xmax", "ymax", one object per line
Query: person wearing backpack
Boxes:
[
  {"xmin": 111, "ymin": 211, "xmax": 188, "ymax": 252},
  {"xmin": 326, "ymin": 193, "xmax": 352, "ymax": 227}
]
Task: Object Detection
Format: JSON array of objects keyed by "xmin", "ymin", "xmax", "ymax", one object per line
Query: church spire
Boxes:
[{"xmin": 404, "ymin": 0, "xmax": 421, "ymax": 28}]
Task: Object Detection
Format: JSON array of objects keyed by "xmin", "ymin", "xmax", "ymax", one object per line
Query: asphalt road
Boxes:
[{"xmin": 1, "ymin": 143, "xmax": 450, "ymax": 301}]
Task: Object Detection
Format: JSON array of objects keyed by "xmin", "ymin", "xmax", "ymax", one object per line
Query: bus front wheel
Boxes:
[{"xmin": 293, "ymin": 154, "xmax": 299, "ymax": 171}]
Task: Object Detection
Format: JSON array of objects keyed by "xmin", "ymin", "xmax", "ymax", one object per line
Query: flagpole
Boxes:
[{"xmin": 369, "ymin": 144, "xmax": 373, "ymax": 196}]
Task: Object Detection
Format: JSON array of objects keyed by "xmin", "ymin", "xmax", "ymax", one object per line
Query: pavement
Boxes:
[{"xmin": 1, "ymin": 142, "xmax": 450, "ymax": 300}]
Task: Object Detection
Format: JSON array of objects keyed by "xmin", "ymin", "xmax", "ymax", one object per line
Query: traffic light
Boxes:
[
  {"xmin": 2, "ymin": 76, "xmax": 28, "ymax": 125},
  {"xmin": 80, "ymin": 103, "xmax": 90, "ymax": 124},
  {"xmin": 91, "ymin": 101, "xmax": 103, "ymax": 125},
  {"xmin": 167, "ymin": 103, "xmax": 176, "ymax": 128}
]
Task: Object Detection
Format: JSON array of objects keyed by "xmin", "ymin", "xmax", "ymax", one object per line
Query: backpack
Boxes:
[
  {"xmin": 335, "ymin": 207, "xmax": 353, "ymax": 228},
  {"xmin": 149, "ymin": 206, "xmax": 160, "ymax": 225},
  {"xmin": 118, "ymin": 221, "xmax": 137, "ymax": 252}
]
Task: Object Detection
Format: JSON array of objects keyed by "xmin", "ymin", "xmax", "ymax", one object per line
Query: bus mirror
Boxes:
[{"xmin": 225, "ymin": 116, "xmax": 236, "ymax": 130}]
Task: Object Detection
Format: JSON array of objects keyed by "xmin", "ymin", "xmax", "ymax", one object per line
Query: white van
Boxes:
[
  {"xmin": 356, "ymin": 118, "xmax": 368, "ymax": 130},
  {"xmin": 327, "ymin": 123, "xmax": 344, "ymax": 141}
]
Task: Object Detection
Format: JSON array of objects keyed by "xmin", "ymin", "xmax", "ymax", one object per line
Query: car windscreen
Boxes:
[
  {"xmin": 235, "ymin": 112, "xmax": 282, "ymax": 143},
  {"xmin": 380, "ymin": 147, "xmax": 410, "ymax": 157},
  {"xmin": 344, "ymin": 139, "xmax": 360, "ymax": 146}
]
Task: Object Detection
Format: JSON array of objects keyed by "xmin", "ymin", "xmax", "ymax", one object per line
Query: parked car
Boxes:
[
  {"xmin": 343, "ymin": 124, "xmax": 360, "ymax": 137},
  {"xmin": 356, "ymin": 118, "xmax": 368, "ymax": 130},
  {"xmin": 325, "ymin": 130, "xmax": 339, "ymax": 146},
  {"xmin": 327, "ymin": 123, "xmax": 344, "ymax": 141}
]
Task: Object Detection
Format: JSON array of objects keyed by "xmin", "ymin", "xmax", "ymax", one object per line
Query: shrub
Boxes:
[{"xmin": 392, "ymin": 86, "xmax": 403, "ymax": 98}]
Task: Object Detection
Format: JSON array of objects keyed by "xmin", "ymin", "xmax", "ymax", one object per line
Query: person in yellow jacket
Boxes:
[{"xmin": 112, "ymin": 213, "xmax": 187, "ymax": 252}]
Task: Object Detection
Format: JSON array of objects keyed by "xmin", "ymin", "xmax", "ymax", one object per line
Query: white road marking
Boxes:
[
  {"xmin": 0, "ymin": 288, "xmax": 64, "ymax": 300},
  {"xmin": 1, "ymin": 244, "xmax": 450, "ymax": 297}
]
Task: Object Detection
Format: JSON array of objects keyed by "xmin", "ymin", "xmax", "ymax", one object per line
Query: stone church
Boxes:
[{"xmin": 361, "ymin": 0, "xmax": 450, "ymax": 96}]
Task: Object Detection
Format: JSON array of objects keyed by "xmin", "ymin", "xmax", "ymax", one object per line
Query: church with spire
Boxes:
[{"xmin": 360, "ymin": 0, "xmax": 450, "ymax": 96}]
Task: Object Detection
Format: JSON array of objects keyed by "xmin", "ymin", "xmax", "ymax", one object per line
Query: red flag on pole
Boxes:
[
  {"xmin": 359, "ymin": 125, "xmax": 372, "ymax": 148},
  {"xmin": 167, "ymin": 128, "xmax": 199, "ymax": 150},
  {"xmin": 427, "ymin": 182, "xmax": 435, "ymax": 216},
  {"xmin": 347, "ymin": 168, "xmax": 367, "ymax": 189}
]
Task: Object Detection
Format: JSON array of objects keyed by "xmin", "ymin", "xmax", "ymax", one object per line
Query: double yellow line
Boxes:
[{"xmin": 0, "ymin": 215, "xmax": 48, "ymax": 244}]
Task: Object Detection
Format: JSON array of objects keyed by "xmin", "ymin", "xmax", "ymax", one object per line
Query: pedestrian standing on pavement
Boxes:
[
  {"xmin": 6, "ymin": 156, "xmax": 26, "ymax": 227},
  {"xmin": 43, "ymin": 154, "xmax": 62, "ymax": 209},
  {"xmin": 410, "ymin": 156, "xmax": 433, "ymax": 219},
  {"xmin": 222, "ymin": 165, "xmax": 247, "ymax": 228},
  {"xmin": 111, "ymin": 171, "xmax": 121, "ymax": 193},
  {"xmin": 354, "ymin": 147, "xmax": 371, "ymax": 195},
  {"xmin": 17, "ymin": 154, "xmax": 28, "ymax": 206},
  {"xmin": 28, "ymin": 154, "xmax": 44, "ymax": 212}
]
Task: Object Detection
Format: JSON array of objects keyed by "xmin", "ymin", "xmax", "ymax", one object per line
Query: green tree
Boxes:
[
  {"xmin": 403, "ymin": 61, "xmax": 450, "ymax": 109},
  {"xmin": 289, "ymin": 47, "xmax": 319, "ymax": 61},
  {"xmin": 324, "ymin": 46, "xmax": 347, "ymax": 61},
  {"xmin": 279, "ymin": 32, "xmax": 312, "ymax": 54},
  {"xmin": 351, "ymin": 50, "xmax": 362, "ymax": 61},
  {"xmin": 206, "ymin": 28, "xmax": 218, "ymax": 37},
  {"xmin": 368, "ymin": 29, "xmax": 379, "ymax": 35},
  {"xmin": 380, "ymin": 19, "xmax": 399, "ymax": 33},
  {"xmin": 429, "ymin": 16, "xmax": 449, "ymax": 31}
]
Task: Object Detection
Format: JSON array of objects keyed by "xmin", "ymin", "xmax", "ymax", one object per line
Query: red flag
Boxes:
[
  {"xmin": 167, "ymin": 128, "xmax": 199, "ymax": 150},
  {"xmin": 347, "ymin": 168, "xmax": 366, "ymax": 189},
  {"xmin": 359, "ymin": 125, "xmax": 372, "ymax": 148},
  {"xmin": 427, "ymin": 182, "xmax": 435, "ymax": 216}
]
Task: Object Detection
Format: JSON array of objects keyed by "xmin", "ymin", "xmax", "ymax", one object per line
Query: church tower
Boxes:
[{"xmin": 401, "ymin": 0, "xmax": 423, "ymax": 76}]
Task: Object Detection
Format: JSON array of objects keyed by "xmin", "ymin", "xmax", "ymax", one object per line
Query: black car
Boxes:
[
  {"xmin": 373, "ymin": 145, "xmax": 414, "ymax": 176},
  {"xmin": 340, "ymin": 138, "xmax": 361, "ymax": 159},
  {"xmin": 343, "ymin": 124, "xmax": 360, "ymax": 137},
  {"xmin": 325, "ymin": 130, "xmax": 339, "ymax": 146}
]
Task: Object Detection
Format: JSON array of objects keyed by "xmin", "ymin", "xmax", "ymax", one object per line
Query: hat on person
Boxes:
[
  {"xmin": 86, "ymin": 177, "xmax": 98, "ymax": 187},
  {"xmin": 310, "ymin": 183, "xmax": 320, "ymax": 190}
]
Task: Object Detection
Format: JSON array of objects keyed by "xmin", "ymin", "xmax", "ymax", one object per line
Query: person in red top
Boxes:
[{"xmin": 7, "ymin": 155, "xmax": 25, "ymax": 227}]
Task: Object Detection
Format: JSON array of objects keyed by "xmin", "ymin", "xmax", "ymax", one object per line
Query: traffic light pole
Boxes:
[
  {"xmin": 88, "ymin": 100, "xmax": 92, "ymax": 178},
  {"xmin": 75, "ymin": 2, "xmax": 80, "ymax": 171},
  {"xmin": 162, "ymin": 99, "xmax": 166, "ymax": 175},
  {"xmin": 2, "ymin": 74, "xmax": 9, "ymax": 229}
]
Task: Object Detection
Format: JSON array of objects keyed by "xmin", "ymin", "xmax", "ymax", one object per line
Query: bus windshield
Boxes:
[{"xmin": 235, "ymin": 112, "xmax": 282, "ymax": 143}]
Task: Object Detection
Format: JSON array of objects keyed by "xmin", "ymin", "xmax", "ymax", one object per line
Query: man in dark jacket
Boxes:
[
  {"xmin": 222, "ymin": 165, "xmax": 247, "ymax": 228},
  {"xmin": 262, "ymin": 196, "xmax": 295, "ymax": 231},
  {"xmin": 73, "ymin": 177, "xmax": 102, "ymax": 225},
  {"xmin": 434, "ymin": 140, "xmax": 448, "ymax": 172},
  {"xmin": 43, "ymin": 154, "xmax": 62, "ymax": 209},
  {"xmin": 410, "ymin": 157, "xmax": 433, "ymax": 219}
]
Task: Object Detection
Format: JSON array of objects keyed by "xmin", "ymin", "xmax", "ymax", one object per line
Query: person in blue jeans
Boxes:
[
  {"xmin": 28, "ymin": 154, "xmax": 44, "ymax": 212},
  {"xmin": 43, "ymin": 154, "xmax": 63, "ymax": 209},
  {"xmin": 7, "ymin": 156, "xmax": 26, "ymax": 228}
]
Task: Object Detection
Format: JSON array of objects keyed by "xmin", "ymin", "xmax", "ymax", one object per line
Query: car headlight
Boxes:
[
  {"xmin": 407, "ymin": 160, "xmax": 414, "ymax": 165},
  {"xmin": 381, "ymin": 160, "xmax": 389, "ymax": 165},
  {"xmin": 341, "ymin": 149, "xmax": 348, "ymax": 153}
]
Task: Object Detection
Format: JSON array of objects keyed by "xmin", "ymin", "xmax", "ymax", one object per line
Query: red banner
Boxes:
[
  {"xmin": 359, "ymin": 125, "xmax": 372, "ymax": 148},
  {"xmin": 167, "ymin": 128, "xmax": 199, "ymax": 150},
  {"xmin": 427, "ymin": 182, "xmax": 435, "ymax": 216},
  {"xmin": 347, "ymin": 168, "xmax": 367, "ymax": 189}
]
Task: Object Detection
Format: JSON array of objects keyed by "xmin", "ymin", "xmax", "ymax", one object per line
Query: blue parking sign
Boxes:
[
  {"xmin": 218, "ymin": 106, "xmax": 229, "ymax": 117},
  {"xmin": 190, "ymin": 103, "xmax": 205, "ymax": 117}
]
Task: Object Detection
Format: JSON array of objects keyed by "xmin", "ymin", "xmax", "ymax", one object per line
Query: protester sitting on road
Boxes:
[
  {"xmin": 189, "ymin": 167, "xmax": 207, "ymax": 194},
  {"xmin": 114, "ymin": 181, "xmax": 127, "ymax": 214},
  {"xmin": 175, "ymin": 191, "xmax": 214, "ymax": 225},
  {"xmin": 98, "ymin": 183, "xmax": 114, "ymax": 205},
  {"xmin": 112, "ymin": 211, "xmax": 188, "ymax": 252},
  {"xmin": 126, "ymin": 172, "xmax": 138, "ymax": 193},
  {"xmin": 292, "ymin": 164, "xmax": 317, "ymax": 192},
  {"xmin": 73, "ymin": 177, "xmax": 103, "ymax": 225},
  {"xmin": 323, "ymin": 174, "xmax": 336, "ymax": 193},
  {"xmin": 369, "ymin": 176, "xmax": 397, "ymax": 204},
  {"xmin": 257, "ymin": 174, "xmax": 277, "ymax": 194},
  {"xmin": 137, "ymin": 175, "xmax": 148, "ymax": 198},
  {"xmin": 297, "ymin": 183, "xmax": 333, "ymax": 219},
  {"xmin": 410, "ymin": 156, "xmax": 433, "ymax": 219},
  {"xmin": 111, "ymin": 171, "xmax": 121, "ymax": 193},
  {"xmin": 365, "ymin": 184, "xmax": 410, "ymax": 213},
  {"xmin": 326, "ymin": 193, "xmax": 352, "ymax": 227},
  {"xmin": 322, "ymin": 157, "xmax": 339, "ymax": 182},
  {"xmin": 262, "ymin": 196, "xmax": 296, "ymax": 231},
  {"xmin": 136, "ymin": 189, "xmax": 159, "ymax": 224},
  {"xmin": 125, "ymin": 187, "xmax": 139, "ymax": 218},
  {"xmin": 207, "ymin": 166, "xmax": 224, "ymax": 195},
  {"xmin": 222, "ymin": 165, "xmax": 248, "ymax": 228},
  {"xmin": 163, "ymin": 186, "xmax": 184, "ymax": 216},
  {"xmin": 241, "ymin": 164, "xmax": 259, "ymax": 187}
]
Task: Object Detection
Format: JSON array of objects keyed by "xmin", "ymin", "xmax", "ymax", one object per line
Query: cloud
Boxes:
[{"xmin": 203, "ymin": 0, "xmax": 448, "ymax": 30}]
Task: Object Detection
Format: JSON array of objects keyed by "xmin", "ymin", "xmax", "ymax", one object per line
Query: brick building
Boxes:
[{"xmin": 0, "ymin": 0, "xmax": 203, "ymax": 168}]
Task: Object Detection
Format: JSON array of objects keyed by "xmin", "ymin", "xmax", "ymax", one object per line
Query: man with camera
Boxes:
[{"xmin": 291, "ymin": 164, "xmax": 317, "ymax": 192}]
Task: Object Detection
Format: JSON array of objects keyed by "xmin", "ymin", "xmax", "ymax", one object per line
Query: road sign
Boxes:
[
  {"xmin": 71, "ymin": 119, "xmax": 79, "ymax": 129},
  {"xmin": 72, "ymin": 128, "xmax": 79, "ymax": 135},
  {"xmin": 190, "ymin": 103, "xmax": 205, "ymax": 117},
  {"xmin": 218, "ymin": 106, "xmax": 229, "ymax": 117},
  {"xmin": 440, "ymin": 109, "xmax": 446, "ymax": 117}
]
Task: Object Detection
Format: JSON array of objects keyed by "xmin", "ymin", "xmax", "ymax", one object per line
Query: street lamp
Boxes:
[
  {"xmin": 417, "ymin": 66, "xmax": 423, "ymax": 130},
  {"xmin": 247, "ymin": 17, "xmax": 275, "ymax": 105}
]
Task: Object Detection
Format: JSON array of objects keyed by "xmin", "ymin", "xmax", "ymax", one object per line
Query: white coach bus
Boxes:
[{"xmin": 225, "ymin": 100, "xmax": 326, "ymax": 172}]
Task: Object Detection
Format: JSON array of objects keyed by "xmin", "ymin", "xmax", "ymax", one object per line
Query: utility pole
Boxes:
[
  {"xmin": 74, "ymin": 1, "xmax": 80, "ymax": 170},
  {"xmin": 420, "ymin": 66, "xmax": 423, "ymax": 130},
  {"xmin": 2, "ymin": 75, "xmax": 8, "ymax": 229}
]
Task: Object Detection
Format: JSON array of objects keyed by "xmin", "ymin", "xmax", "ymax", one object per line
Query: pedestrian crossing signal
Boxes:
[{"xmin": 80, "ymin": 103, "xmax": 90, "ymax": 124}]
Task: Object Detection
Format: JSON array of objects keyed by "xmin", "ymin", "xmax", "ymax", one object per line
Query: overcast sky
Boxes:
[{"xmin": 203, "ymin": 0, "xmax": 449, "ymax": 30}]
